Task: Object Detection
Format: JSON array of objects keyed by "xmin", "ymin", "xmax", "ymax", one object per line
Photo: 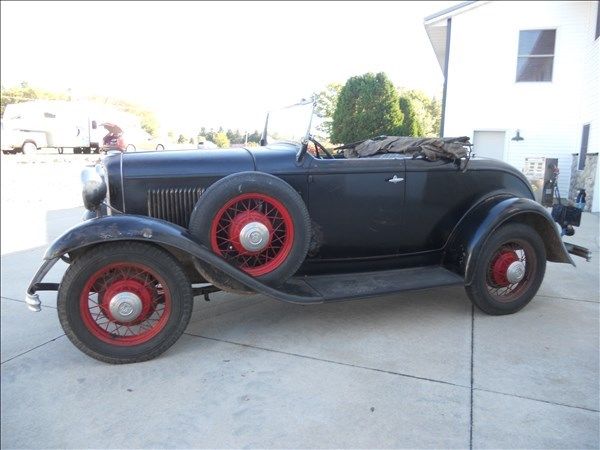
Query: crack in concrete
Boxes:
[
  {"xmin": 183, "ymin": 331, "xmax": 469, "ymax": 389},
  {"xmin": 469, "ymin": 304, "xmax": 475, "ymax": 450},
  {"xmin": 184, "ymin": 331, "xmax": 600, "ymax": 415},
  {"xmin": 471, "ymin": 387, "xmax": 600, "ymax": 413},
  {"xmin": 537, "ymin": 294, "xmax": 599, "ymax": 304},
  {"xmin": 1, "ymin": 334, "xmax": 65, "ymax": 365},
  {"xmin": 1, "ymin": 296, "xmax": 57, "ymax": 309}
]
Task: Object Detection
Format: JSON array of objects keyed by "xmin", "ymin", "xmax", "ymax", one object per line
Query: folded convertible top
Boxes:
[{"xmin": 339, "ymin": 136, "xmax": 471, "ymax": 161}]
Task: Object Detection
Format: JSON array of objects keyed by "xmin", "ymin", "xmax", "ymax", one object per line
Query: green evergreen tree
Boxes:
[
  {"xmin": 398, "ymin": 96, "xmax": 424, "ymax": 137},
  {"xmin": 331, "ymin": 72, "xmax": 404, "ymax": 144}
]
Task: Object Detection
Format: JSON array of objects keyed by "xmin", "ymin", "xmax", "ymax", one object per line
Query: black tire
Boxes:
[
  {"xmin": 156, "ymin": 144, "xmax": 164, "ymax": 151},
  {"xmin": 57, "ymin": 242, "xmax": 193, "ymax": 364},
  {"xmin": 58, "ymin": 147, "xmax": 64, "ymax": 154},
  {"xmin": 465, "ymin": 223, "xmax": 546, "ymax": 315},
  {"xmin": 22, "ymin": 141, "xmax": 36, "ymax": 155},
  {"xmin": 126, "ymin": 144, "xmax": 136, "ymax": 152},
  {"xmin": 188, "ymin": 171, "xmax": 311, "ymax": 289}
]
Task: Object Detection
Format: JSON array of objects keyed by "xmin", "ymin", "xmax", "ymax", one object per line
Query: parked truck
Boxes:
[{"xmin": 1, "ymin": 100, "xmax": 139, "ymax": 155}]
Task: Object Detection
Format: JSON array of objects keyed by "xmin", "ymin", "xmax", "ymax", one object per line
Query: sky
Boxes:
[{"xmin": 1, "ymin": 1, "xmax": 458, "ymax": 135}]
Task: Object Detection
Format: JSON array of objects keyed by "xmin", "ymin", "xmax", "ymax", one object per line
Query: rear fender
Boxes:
[
  {"xmin": 444, "ymin": 196, "xmax": 574, "ymax": 285},
  {"xmin": 44, "ymin": 215, "xmax": 321, "ymax": 304}
]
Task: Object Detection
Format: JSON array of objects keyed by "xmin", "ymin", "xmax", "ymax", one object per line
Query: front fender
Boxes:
[
  {"xmin": 45, "ymin": 214, "xmax": 189, "ymax": 260},
  {"xmin": 44, "ymin": 214, "xmax": 321, "ymax": 304},
  {"xmin": 444, "ymin": 196, "xmax": 574, "ymax": 285}
]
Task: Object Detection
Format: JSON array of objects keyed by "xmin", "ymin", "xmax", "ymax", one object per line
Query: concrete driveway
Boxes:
[{"xmin": 1, "ymin": 157, "xmax": 598, "ymax": 448}]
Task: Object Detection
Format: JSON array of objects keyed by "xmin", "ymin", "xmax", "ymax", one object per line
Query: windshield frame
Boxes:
[{"xmin": 259, "ymin": 97, "xmax": 316, "ymax": 148}]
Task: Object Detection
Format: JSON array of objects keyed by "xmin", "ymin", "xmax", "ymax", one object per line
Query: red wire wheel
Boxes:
[
  {"xmin": 485, "ymin": 240, "xmax": 536, "ymax": 303},
  {"xmin": 79, "ymin": 262, "xmax": 171, "ymax": 346},
  {"xmin": 210, "ymin": 193, "xmax": 295, "ymax": 276}
]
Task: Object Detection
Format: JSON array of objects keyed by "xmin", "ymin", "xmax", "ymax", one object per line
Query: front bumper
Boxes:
[
  {"xmin": 564, "ymin": 242, "xmax": 592, "ymax": 262},
  {"xmin": 25, "ymin": 257, "xmax": 60, "ymax": 312}
]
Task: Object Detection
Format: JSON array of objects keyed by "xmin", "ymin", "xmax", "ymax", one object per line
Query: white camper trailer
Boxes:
[{"xmin": 1, "ymin": 100, "xmax": 139, "ymax": 154}]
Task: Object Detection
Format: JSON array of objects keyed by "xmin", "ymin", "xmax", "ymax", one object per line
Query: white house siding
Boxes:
[
  {"xmin": 440, "ymin": 1, "xmax": 599, "ymax": 209},
  {"xmin": 580, "ymin": 1, "xmax": 600, "ymax": 211}
]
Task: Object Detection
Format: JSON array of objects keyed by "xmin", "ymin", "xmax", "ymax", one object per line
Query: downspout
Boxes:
[{"xmin": 440, "ymin": 17, "xmax": 452, "ymax": 137}]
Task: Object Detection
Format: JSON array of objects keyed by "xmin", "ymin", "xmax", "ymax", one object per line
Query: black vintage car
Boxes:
[{"xmin": 26, "ymin": 101, "xmax": 590, "ymax": 363}]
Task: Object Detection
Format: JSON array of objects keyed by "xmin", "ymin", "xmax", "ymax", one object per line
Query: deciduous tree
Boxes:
[{"xmin": 213, "ymin": 132, "xmax": 230, "ymax": 148}]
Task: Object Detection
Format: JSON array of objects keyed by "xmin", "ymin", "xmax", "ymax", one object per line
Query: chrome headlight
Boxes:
[{"xmin": 81, "ymin": 165, "xmax": 107, "ymax": 211}]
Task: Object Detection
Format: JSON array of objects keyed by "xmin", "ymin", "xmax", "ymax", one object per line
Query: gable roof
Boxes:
[{"xmin": 424, "ymin": 1, "xmax": 488, "ymax": 72}]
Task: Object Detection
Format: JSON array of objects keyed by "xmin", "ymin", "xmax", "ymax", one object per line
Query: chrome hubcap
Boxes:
[
  {"xmin": 239, "ymin": 221, "xmax": 270, "ymax": 252},
  {"xmin": 108, "ymin": 292, "xmax": 143, "ymax": 323},
  {"xmin": 506, "ymin": 261, "xmax": 526, "ymax": 284}
]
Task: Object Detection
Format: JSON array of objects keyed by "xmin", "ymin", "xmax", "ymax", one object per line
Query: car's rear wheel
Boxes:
[
  {"xmin": 22, "ymin": 142, "xmax": 36, "ymax": 155},
  {"xmin": 126, "ymin": 144, "xmax": 136, "ymax": 152},
  {"xmin": 189, "ymin": 172, "xmax": 311, "ymax": 291},
  {"xmin": 465, "ymin": 223, "xmax": 546, "ymax": 315},
  {"xmin": 156, "ymin": 144, "xmax": 164, "ymax": 151},
  {"xmin": 57, "ymin": 242, "xmax": 193, "ymax": 363}
]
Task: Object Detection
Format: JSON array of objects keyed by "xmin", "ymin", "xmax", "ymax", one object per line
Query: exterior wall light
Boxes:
[{"xmin": 511, "ymin": 130, "xmax": 524, "ymax": 141}]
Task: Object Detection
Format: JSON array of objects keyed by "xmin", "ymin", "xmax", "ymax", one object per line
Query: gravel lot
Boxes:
[{"xmin": 1, "ymin": 153, "xmax": 598, "ymax": 449}]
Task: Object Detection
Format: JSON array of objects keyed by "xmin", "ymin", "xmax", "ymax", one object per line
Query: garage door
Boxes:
[{"xmin": 473, "ymin": 130, "xmax": 506, "ymax": 160}]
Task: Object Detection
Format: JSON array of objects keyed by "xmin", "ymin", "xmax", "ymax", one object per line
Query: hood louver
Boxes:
[{"xmin": 147, "ymin": 187, "xmax": 204, "ymax": 227}]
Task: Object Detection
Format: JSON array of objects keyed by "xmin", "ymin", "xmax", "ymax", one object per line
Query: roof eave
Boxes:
[{"xmin": 424, "ymin": 1, "xmax": 485, "ymax": 25}]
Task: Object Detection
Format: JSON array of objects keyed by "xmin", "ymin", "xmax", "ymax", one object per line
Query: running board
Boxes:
[{"xmin": 277, "ymin": 266, "xmax": 464, "ymax": 304}]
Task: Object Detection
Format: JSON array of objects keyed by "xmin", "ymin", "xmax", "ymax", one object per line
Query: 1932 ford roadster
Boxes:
[{"xmin": 26, "ymin": 101, "xmax": 591, "ymax": 363}]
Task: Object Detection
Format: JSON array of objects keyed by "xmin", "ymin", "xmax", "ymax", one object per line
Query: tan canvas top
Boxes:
[{"xmin": 340, "ymin": 136, "xmax": 471, "ymax": 161}]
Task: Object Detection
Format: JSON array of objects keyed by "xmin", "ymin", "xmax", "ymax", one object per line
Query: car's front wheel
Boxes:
[
  {"xmin": 57, "ymin": 242, "xmax": 193, "ymax": 363},
  {"xmin": 465, "ymin": 223, "xmax": 546, "ymax": 315}
]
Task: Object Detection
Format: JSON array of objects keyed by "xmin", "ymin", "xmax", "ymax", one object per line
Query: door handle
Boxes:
[{"xmin": 387, "ymin": 175, "xmax": 404, "ymax": 183}]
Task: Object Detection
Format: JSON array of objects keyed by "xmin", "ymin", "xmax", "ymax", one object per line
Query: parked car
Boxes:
[
  {"xmin": 100, "ymin": 123, "xmax": 126, "ymax": 153},
  {"xmin": 118, "ymin": 128, "xmax": 196, "ymax": 152},
  {"xmin": 197, "ymin": 137, "xmax": 217, "ymax": 149},
  {"xmin": 25, "ymin": 101, "xmax": 591, "ymax": 364}
]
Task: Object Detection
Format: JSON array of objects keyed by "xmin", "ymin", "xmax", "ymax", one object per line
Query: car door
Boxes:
[{"xmin": 307, "ymin": 155, "xmax": 406, "ymax": 258}]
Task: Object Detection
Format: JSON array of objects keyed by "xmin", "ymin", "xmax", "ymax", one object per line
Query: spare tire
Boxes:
[{"xmin": 188, "ymin": 172, "xmax": 311, "ymax": 290}]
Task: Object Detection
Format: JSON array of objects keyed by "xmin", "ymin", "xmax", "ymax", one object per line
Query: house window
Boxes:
[
  {"xmin": 516, "ymin": 30, "xmax": 556, "ymax": 82},
  {"xmin": 578, "ymin": 124, "xmax": 590, "ymax": 170}
]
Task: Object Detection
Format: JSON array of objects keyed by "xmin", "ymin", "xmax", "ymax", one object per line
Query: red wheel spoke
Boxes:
[
  {"xmin": 210, "ymin": 193, "xmax": 295, "ymax": 276},
  {"xmin": 80, "ymin": 262, "xmax": 172, "ymax": 346},
  {"xmin": 485, "ymin": 240, "xmax": 534, "ymax": 303}
]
